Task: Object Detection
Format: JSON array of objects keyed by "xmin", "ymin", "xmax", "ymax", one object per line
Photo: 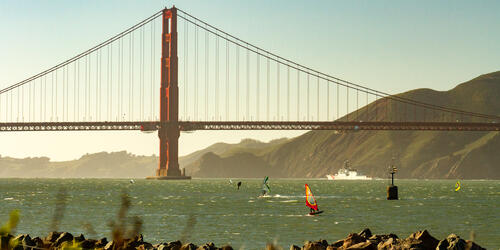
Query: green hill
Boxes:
[{"xmin": 190, "ymin": 71, "xmax": 500, "ymax": 179}]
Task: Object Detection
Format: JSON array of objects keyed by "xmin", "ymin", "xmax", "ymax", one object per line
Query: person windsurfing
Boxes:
[
  {"xmin": 305, "ymin": 184, "xmax": 323, "ymax": 215},
  {"xmin": 237, "ymin": 181, "xmax": 242, "ymax": 190},
  {"xmin": 261, "ymin": 176, "xmax": 271, "ymax": 196}
]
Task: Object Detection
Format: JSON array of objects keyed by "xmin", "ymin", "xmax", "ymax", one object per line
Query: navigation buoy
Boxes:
[{"xmin": 387, "ymin": 158, "xmax": 398, "ymax": 200}]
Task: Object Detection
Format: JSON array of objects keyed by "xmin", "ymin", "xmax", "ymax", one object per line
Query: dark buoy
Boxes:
[
  {"xmin": 387, "ymin": 185, "xmax": 398, "ymax": 200},
  {"xmin": 387, "ymin": 159, "xmax": 398, "ymax": 200},
  {"xmin": 237, "ymin": 181, "xmax": 242, "ymax": 190}
]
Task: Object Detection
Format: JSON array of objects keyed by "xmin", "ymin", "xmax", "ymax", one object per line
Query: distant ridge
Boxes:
[
  {"xmin": 188, "ymin": 71, "xmax": 500, "ymax": 179},
  {"xmin": 1, "ymin": 72, "xmax": 499, "ymax": 179}
]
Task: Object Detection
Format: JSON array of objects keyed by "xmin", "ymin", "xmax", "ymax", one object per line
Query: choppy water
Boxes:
[{"xmin": 0, "ymin": 179, "xmax": 499, "ymax": 249}]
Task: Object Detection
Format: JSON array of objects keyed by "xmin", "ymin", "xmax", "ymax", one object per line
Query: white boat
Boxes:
[{"xmin": 326, "ymin": 160, "xmax": 372, "ymax": 180}]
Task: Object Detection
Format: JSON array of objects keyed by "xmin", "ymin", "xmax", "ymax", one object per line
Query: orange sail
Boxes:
[{"xmin": 305, "ymin": 184, "xmax": 318, "ymax": 211}]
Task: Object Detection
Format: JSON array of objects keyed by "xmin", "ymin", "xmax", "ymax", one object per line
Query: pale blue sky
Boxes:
[{"xmin": 0, "ymin": 0, "xmax": 499, "ymax": 161}]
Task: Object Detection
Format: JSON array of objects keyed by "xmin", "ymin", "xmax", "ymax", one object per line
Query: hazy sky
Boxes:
[{"xmin": 0, "ymin": 0, "xmax": 499, "ymax": 161}]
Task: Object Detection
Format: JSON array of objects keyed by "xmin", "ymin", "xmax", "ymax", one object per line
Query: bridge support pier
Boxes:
[{"xmin": 147, "ymin": 6, "xmax": 190, "ymax": 180}]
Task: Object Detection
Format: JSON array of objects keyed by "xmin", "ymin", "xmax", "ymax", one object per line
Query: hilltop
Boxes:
[{"xmin": 188, "ymin": 71, "xmax": 500, "ymax": 179}]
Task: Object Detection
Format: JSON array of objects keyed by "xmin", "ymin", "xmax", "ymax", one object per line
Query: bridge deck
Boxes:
[{"xmin": 0, "ymin": 121, "xmax": 498, "ymax": 132}]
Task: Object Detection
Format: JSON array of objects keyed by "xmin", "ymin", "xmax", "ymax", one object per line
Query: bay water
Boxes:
[{"xmin": 0, "ymin": 179, "xmax": 498, "ymax": 248}]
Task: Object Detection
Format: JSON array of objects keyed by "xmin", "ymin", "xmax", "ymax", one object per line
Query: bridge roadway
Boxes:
[{"xmin": 0, "ymin": 121, "xmax": 499, "ymax": 132}]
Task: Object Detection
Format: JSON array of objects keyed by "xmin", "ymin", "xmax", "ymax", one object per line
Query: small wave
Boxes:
[
  {"xmin": 3, "ymin": 197, "xmax": 14, "ymax": 200},
  {"xmin": 279, "ymin": 200, "xmax": 298, "ymax": 203}
]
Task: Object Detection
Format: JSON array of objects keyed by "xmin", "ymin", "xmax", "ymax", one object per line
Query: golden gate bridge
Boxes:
[{"xmin": 1, "ymin": 7, "xmax": 499, "ymax": 179}]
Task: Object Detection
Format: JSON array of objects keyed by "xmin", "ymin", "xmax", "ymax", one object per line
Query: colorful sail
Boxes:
[
  {"xmin": 261, "ymin": 176, "xmax": 271, "ymax": 195},
  {"xmin": 305, "ymin": 184, "xmax": 318, "ymax": 211},
  {"xmin": 455, "ymin": 181, "xmax": 461, "ymax": 191}
]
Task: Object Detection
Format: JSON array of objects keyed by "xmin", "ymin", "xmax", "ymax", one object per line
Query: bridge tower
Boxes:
[{"xmin": 151, "ymin": 6, "xmax": 190, "ymax": 179}]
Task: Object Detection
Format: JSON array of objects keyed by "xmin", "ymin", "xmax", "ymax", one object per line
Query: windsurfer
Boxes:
[{"xmin": 237, "ymin": 181, "xmax": 242, "ymax": 190}]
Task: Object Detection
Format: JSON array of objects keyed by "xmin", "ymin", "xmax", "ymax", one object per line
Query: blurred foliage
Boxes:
[{"xmin": 0, "ymin": 210, "xmax": 20, "ymax": 235}]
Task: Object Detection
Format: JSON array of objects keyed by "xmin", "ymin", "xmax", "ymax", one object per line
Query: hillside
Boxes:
[
  {"xmin": 0, "ymin": 138, "xmax": 288, "ymax": 178},
  {"xmin": 190, "ymin": 71, "xmax": 500, "ymax": 179},
  {"xmin": 0, "ymin": 151, "xmax": 157, "ymax": 178}
]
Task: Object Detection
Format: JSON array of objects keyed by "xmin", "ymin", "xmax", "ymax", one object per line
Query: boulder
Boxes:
[
  {"xmin": 302, "ymin": 240, "xmax": 328, "ymax": 250},
  {"xmin": 95, "ymin": 237, "xmax": 108, "ymax": 248},
  {"xmin": 181, "ymin": 243, "xmax": 198, "ymax": 250},
  {"xmin": 407, "ymin": 230, "xmax": 438, "ymax": 249},
  {"xmin": 161, "ymin": 240, "xmax": 183, "ymax": 250},
  {"xmin": 328, "ymin": 239, "xmax": 344, "ymax": 248},
  {"xmin": 13, "ymin": 234, "xmax": 35, "ymax": 249},
  {"xmin": 437, "ymin": 234, "xmax": 468, "ymax": 250},
  {"xmin": 289, "ymin": 245, "xmax": 301, "ymax": 250},
  {"xmin": 136, "ymin": 242, "xmax": 154, "ymax": 249},
  {"xmin": 54, "ymin": 232, "xmax": 73, "ymax": 246},
  {"xmin": 104, "ymin": 240, "xmax": 115, "ymax": 250},
  {"xmin": 74, "ymin": 233, "xmax": 85, "ymax": 242},
  {"xmin": 122, "ymin": 235, "xmax": 146, "ymax": 249},
  {"xmin": 358, "ymin": 228, "xmax": 372, "ymax": 239},
  {"xmin": 31, "ymin": 237, "xmax": 44, "ymax": 249},
  {"xmin": 158, "ymin": 240, "xmax": 183, "ymax": 250},
  {"xmin": 197, "ymin": 242, "xmax": 218, "ymax": 250},
  {"xmin": 399, "ymin": 237, "xmax": 427, "ymax": 250},
  {"xmin": 45, "ymin": 231, "xmax": 61, "ymax": 243},
  {"xmin": 342, "ymin": 233, "xmax": 366, "ymax": 248},
  {"xmin": 80, "ymin": 239, "xmax": 97, "ymax": 249},
  {"xmin": 377, "ymin": 237, "xmax": 395, "ymax": 250},
  {"xmin": 346, "ymin": 241, "xmax": 376, "ymax": 250},
  {"xmin": 220, "ymin": 245, "xmax": 233, "ymax": 250},
  {"xmin": 368, "ymin": 233, "xmax": 398, "ymax": 245}
]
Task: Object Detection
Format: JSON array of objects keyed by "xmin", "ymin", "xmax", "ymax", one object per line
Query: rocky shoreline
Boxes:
[{"xmin": 0, "ymin": 228, "xmax": 486, "ymax": 249}]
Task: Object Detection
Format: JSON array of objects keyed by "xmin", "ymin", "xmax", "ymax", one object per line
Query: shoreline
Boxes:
[{"xmin": 0, "ymin": 228, "xmax": 486, "ymax": 249}]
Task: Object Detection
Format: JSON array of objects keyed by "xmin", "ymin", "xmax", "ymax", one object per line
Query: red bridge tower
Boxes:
[{"xmin": 149, "ymin": 6, "xmax": 190, "ymax": 180}]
